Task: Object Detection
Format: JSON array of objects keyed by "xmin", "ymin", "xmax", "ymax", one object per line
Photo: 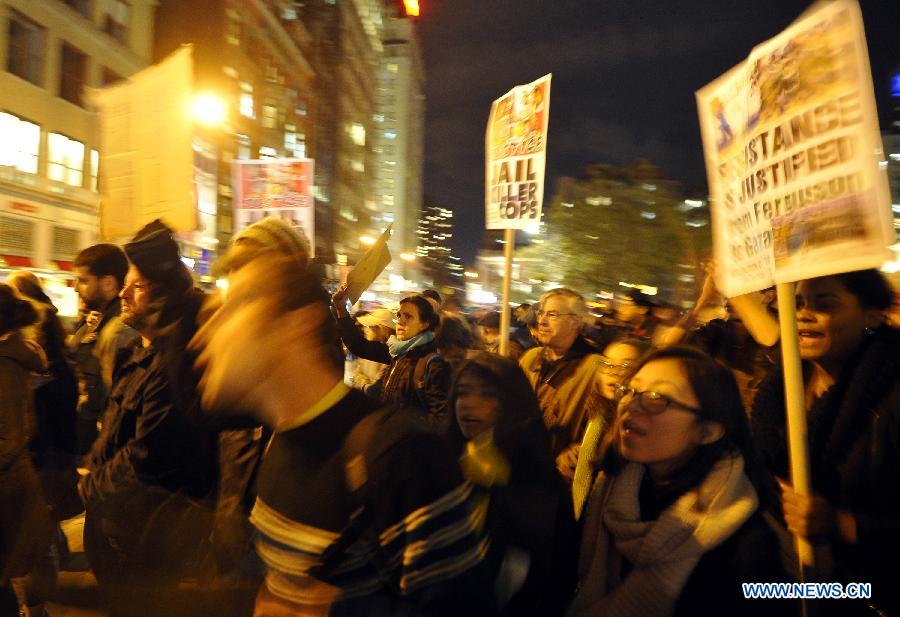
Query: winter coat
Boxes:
[
  {"xmin": 338, "ymin": 316, "xmax": 451, "ymax": 432},
  {"xmin": 519, "ymin": 336, "xmax": 604, "ymax": 458},
  {"xmin": 751, "ymin": 325, "xmax": 900, "ymax": 615},
  {"xmin": 0, "ymin": 332, "xmax": 52, "ymax": 582}
]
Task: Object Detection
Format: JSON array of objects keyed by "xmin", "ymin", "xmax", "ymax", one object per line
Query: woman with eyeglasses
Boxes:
[{"xmin": 568, "ymin": 346, "xmax": 791, "ymax": 617}]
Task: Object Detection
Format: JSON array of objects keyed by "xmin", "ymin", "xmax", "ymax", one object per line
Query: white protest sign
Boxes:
[
  {"xmin": 697, "ymin": 0, "xmax": 893, "ymax": 297},
  {"xmin": 485, "ymin": 74, "xmax": 552, "ymax": 230}
]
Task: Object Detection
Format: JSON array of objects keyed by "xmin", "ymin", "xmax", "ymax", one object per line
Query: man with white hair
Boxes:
[{"xmin": 519, "ymin": 288, "xmax": 604, "ymax": 481}]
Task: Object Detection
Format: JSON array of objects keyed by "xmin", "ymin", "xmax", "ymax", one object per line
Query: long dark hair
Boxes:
[
  {"xmin": 596, "ymin": 345, "xmax": 777, "ymax": 509},
  {"xmin": 0, "ymin": 284, "xmax": 39, "ymax": 336},
  {"xmin": 445, "ymin": 352, "xmax": 553, "ymax": 475}
]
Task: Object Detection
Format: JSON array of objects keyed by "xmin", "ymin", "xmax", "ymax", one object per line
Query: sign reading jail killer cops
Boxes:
[
  {"xmin": 485, "ymin": 74, "xmax": 552, "ymax": 229},
  {"xmin": 696, "ymin": 0, "xmax": 893, "ymax": 297}
]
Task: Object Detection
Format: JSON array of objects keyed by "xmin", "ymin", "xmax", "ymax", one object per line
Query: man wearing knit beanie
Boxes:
[
  {"xmin": 213, "ymin": 216, "xmax": 310, "ymax": 277},
  {"xmin": 79, "ymin": 218, "xmax": 217, "ymax": 615}
]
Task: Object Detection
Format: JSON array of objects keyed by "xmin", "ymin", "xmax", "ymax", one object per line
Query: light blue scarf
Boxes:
[{"xmin": 386, "ymin": 331, "xmax": 434, "ymax": 359}]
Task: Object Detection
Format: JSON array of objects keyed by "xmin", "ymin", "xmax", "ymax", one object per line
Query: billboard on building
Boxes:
[
  {"xmin": 485, "ymin": 74, "xmax": 552, "ymax": 230},
  {"xmin": 94, "ymin": 45, "xmax": 196, "ymax": 238},
  {"xmin": 697, "ymin": 0, "xmax": 893, "ymax": 296},
  {"xmin": 232, "ymin": 158, "xmax": 315, "ymax": 255}
]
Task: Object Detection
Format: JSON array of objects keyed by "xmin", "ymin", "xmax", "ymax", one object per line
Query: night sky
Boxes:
[{"xmin": 417, "ymin": 0, "xmax": 900, "ymax": 265}]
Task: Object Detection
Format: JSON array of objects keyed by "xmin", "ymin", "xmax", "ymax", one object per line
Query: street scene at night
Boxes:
[{"xmin": 2, "ymin": 0, "xmax": 900, "ymax": 615}]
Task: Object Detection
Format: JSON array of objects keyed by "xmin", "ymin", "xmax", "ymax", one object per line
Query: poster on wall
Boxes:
[
  {"xmin": 232, "ymin": 158, "xmax": 315, "ymax": 255},
  {"xmin": 485, "ymin": 73, "xmax": 552, "ymax": 230},
  {"xmin": 696, "ymin": 0, "xmax": 893, "ymax": 297}
]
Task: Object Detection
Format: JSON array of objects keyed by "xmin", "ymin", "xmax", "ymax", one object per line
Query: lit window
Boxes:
[
  {"xmin": 7, "ymin": 9, "xmax": 45, "ymax": 86},
  {"xmin": 90, "ymin": 149, "xmax": 99, "ymax": 192},
  {"xmin": 259, "ymin": 146, "xmax": 278, "ymax": 159},
  {"xmin": 47, "ymin": 133, "xmax": 85, "ymax": 187},
  {"xmin": 386, "ymin": 63, "xmax": 398, "ymax": 73},
  {"xmin": 262, "ymin": 104, "xmax": 277, "ymax": 129},
  {"xmin": 239, "ymin": 82, "xmax": 254, "ymax": 118},
  {"xmin": 384, "ymin": 130, "xmax": 396, "ymax": 139},
  {"xmin": 349, "ymin": 122, "xmax": 365, "ymax": 146},
  {"xmin": 0, "ymin": 113, "xmax": 40, "ymax": 174},
  {"xmin": 373, "ymin": 113, "xmax": 384, "ymax": 122},
  {"xmin": 236, "ymin": 134, "xmax": 251, "ymax": 159},
  {"xmin": 351, "ymin": 159, "xmax": 364, "ymax": 173},
  {"xmin": 226, "ymin": 8, "xmax": 240, "ymax": 45},
  {"xmin": 382, "ymin": 194, "xmax": 394, "ymax": 206}
]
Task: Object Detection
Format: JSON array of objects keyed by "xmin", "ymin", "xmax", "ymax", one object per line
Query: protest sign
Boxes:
[
  {"xmin": 345, "ymin": 225, "xmax": 392, "ymax": 305},
  {"xmin": 485, "ymin": 74, "xmax": 552, "ymax": 230},
  {"xmin": 232, "ymin": 158, "xmax": 315, "ymax": 256},
  {"xmin": 94, "ymin": 45, "xmax": 196, "ymax": 238},
  {"xmin": 697, "ymin": 0, "xmax": 893, "ymax": 297}
]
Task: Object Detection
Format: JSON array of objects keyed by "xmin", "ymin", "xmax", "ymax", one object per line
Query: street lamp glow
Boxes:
[
  {"xmin": 359, "ymin": 235, "xmax": 376, "ymax": 246},
  {"xmin": 399, "ymin": 252, "xmax": 415, "ymax": 262},
  {"xmin": 403, "ymin": 0, "xmax": 420, "ymax": 16},
  {"xmin": 192, "ymin": 92, "xmax": 226, "ymax": 127}
]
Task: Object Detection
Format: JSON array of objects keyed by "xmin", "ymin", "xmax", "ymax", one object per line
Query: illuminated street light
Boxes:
[
  {"xmin": 403, "ymin": 0, "xmax": 420, "ymax": 16},
  {"xmin": 192, "ymin": 92, "xmax": 226, "ymax": 127},
  {"xmin": 359, "ymin": 235, "xmax": 376, "ymax": 246},
  {"xmin": 399, "ymin": 252, "xmax": 415, "ymax": 261}
]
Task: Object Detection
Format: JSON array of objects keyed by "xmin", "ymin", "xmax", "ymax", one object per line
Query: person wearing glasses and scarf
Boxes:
[{"xmin": 568, "ymin": 346, "xmax": 792, "ymax": 617}]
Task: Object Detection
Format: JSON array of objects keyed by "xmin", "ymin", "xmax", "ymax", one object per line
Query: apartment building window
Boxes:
[
  {"xmin": 0, "ymin": 112, "xmax": 40, "ymax": 173},
  {"xmin": 261, "ymin": 103, "xmax": 277, "ymax": 129},
  {"xmin": 48, "ymin": 133, "xmax": 85, "ymax": 187},
  {"xmin": 7, "ymin": 10, "xmax": 45, "ymax": 86},
  {"xmin": 239, "ymin": 82, "xmax": 254, "ymax": 118},
  {"xmin": 104, "ymin": 0, "xmax": 130, "ymax": 45},
  {"xmin": 226, "ymin": 8, "xmax": 240, "ymax": 46},
  {"xmin": 60, "ymin": 43, "xmax": 87, "ymax": 106},
  {"xmin": 52, "ymin": 226, "xmax": 79, "ymax": 259},
  {"xmin": 63, "ymin": 0, "xmax": 92, "ymax": 18},
  {"xmin": 90, "ymin": 149, "xmax": 99, "ymax": 192},
  {"xmin": 236, "ymin": 134, "xmax": 251, "ymax": 160}
]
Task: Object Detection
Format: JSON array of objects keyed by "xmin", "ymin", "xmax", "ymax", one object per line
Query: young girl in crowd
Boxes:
[
  {"xmin": 569, "ymin": 346, "xmax": 791, "ymax": 617},
  {"xmin": 572, "ymin": 337, "xmax": 648, "ymax": 519},
  {"xmin": 446, "ymin": 352, "xmax": 576, "ymax": 615},
  {"xmin": 752, "ymin": 269, "xmax": 900, "ymax": 615}
]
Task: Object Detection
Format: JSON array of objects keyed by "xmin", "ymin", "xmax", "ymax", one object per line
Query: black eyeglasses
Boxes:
[{"xmin": 614, "ymin": 384, "xmax": 703, "ymax": 415}]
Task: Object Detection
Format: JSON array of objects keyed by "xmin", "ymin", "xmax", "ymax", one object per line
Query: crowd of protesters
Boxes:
[{"xmin": 1, "ymin": 216, "xmax": 899, "ymax": 617}]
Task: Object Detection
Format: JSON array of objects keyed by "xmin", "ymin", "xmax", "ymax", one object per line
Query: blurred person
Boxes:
[
  {"xmin": 659, "ymin": 266, "xmax": 779, "ymax": 409},
  {"xmin": 79, "ymin": 220, "xmax": 217, "ymax": 617},
  {"xmin": 513, "ymin": 303, "xmax": 531, "ymax": 327},
  {"xmin": 616, "ymin": 289, "xmax": 658, "ymax": 339},
  {"xmin": 435, "ymin": 312, "xmax": 475, "ymax": 367},
  {"xmin": 0, "ymin": 285, "xmax": 53, "ymax": 617},
  {"xmin": 334, "ymin": 289, "xmax": 452, "ymax": 433},
  {"xmin": 191, "ymin": 255, "xmax": 497, "ymax": 616},
  {"xmin": 422, "ymin": 288, "xmax": 442, "ymax": 307},
  {"xmin": 508, "ymin": 305, "xmax": 538, "ymax": 361},
  {"xmin": 477, "ymin": 311, "xmax": 502, "ymax": 354},
  {"xmin": 71, "ymin": 243, "xmax": 135, "ymax": 458},
  {"xmin": 197, "ymin": 216, "xmax": 313, "ymax": 608},
  {"xmin": 445, "ymin": 353, "xmax": 577, "ymax": 615},
  {"xmin": 7, "ymin": 271, "xmax": 80, "ymax": 523},
  {"xmin": 572, "ymin": 337, "xmax": 649, "ymax": 520},
  {"xmin": 520, "ymin": 288, "xmax": 604, "ymax": 482},
  {"xmin": 568, "ymin": 347, "xmax": 790, "ymax": 617},
  {"xmin": 751, "ymin": 269, "xmax": 900, "ymax": 615},
  {"xmin": 351, "ymin": 307, "xmax": 394, "ymax": 394}
]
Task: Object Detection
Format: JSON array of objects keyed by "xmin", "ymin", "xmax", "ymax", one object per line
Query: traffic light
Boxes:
[{"xmin": 402, "ymin": 0, "xmax": 420, "ymax": 17}]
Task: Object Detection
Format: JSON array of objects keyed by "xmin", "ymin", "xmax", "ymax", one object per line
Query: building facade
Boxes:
[{"xmin": 0, "ymin": 0, "xmax": 155, "ymax": 310}]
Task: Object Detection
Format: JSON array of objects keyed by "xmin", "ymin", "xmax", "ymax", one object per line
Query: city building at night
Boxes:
[
  {"xmin": 416, "ymin": 201, "xmax": 462, "ymax": 286},
  {"xmin": 0, "ymin": 0, "xmax": 156, "ymax": 311}
]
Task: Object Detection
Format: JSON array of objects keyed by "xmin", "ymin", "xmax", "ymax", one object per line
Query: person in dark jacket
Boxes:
[
  {"xmin": 569, "ymin": 347, "xmax": 792, "ymax": 617},
  {"xmin": 79, "ymin": 220, "xmax": 217, "ymax": 617},
  {"xmin": 751, "ymin": 269, "xmax": 900, "ymax": 615},
  {"xmin": 445, "ymin": 352, "xmax": 577, "ymax": 615},
  {"xmin": 334, "ymin": 289, "xmax": 452, "ymax": 432},
  {"xmin": 71, "ymin": 243, "xmax": 135, "ymax": 458},
  {"xmin": 0, "ymin": 285, "xmax": 53, "ymax": 617}
]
